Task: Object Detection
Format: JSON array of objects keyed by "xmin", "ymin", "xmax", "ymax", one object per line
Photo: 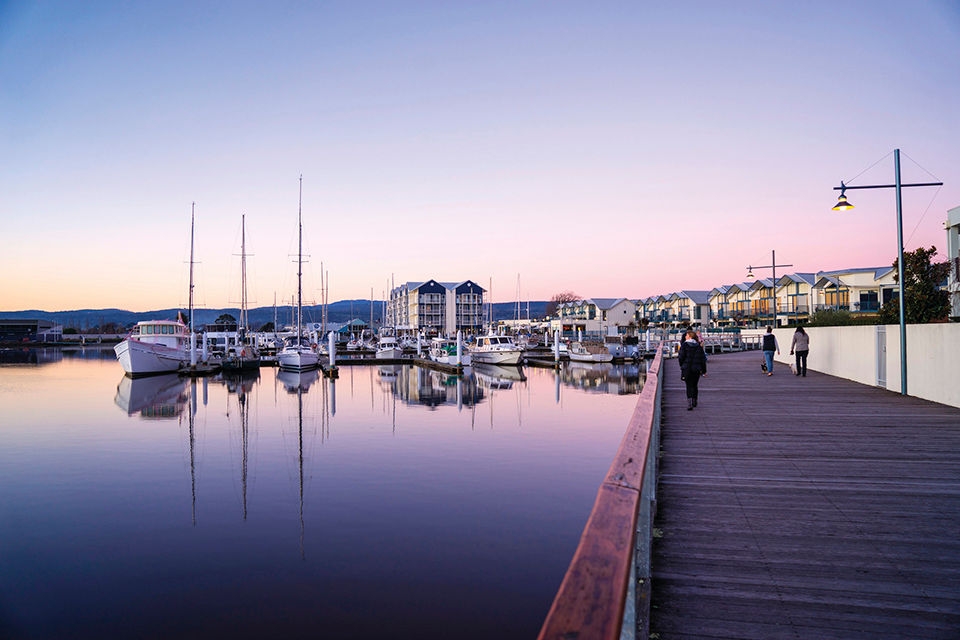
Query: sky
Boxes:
[{"xmin": 2, "ymin": 1, "xmax": 959, "ymax": 312}]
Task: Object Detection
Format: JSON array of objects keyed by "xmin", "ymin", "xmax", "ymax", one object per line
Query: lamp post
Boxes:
[
  {"xmin": 746, "ymin": 250, "xmax": 792, "ymax": 327},
  {"xmin": 832, "ymin": 148, "xmax": 943, "ymax": 396}
]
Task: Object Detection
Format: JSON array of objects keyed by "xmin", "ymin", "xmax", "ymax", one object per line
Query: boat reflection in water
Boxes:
[
  {"xmin": 560, "ymin": 360, "xmax": 646, "ymax": 395},
  {"xmin": 473, "ymin": 363, "xmax": 526, "ymax": 390},
  {"xmin": 277, "ymin": 368, "xmax": 320, "ymax": 393},
  {"xmin": 114, "ymin": 373, "xmax": 189, "ymax": 418}
]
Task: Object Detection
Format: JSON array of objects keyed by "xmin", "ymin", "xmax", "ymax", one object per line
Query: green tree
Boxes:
[
  {"xmin": 878, "ymin": 246, "xmax": 950, "ymax": 324},
  {"xmin": 258, "ymin": 321, "xmax": 275, "ymax": 333}
]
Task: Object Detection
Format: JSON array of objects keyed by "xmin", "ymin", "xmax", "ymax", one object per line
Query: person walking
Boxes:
[
  {"xmin": 678, "ymin": 329, "xmax": 707, "ymax": 410},
  {"xmin": 761, "ymin": 326, "xmax": 779, "ymax": 376},
  {"xmin": 790, "ymin": 326, "xmax": 810, "ymax": 377}
]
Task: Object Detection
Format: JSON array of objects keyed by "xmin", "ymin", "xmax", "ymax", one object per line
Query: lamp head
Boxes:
[
  {"xmin": 832, "ymin": 181, "xmax": 855, "ymax": 211},
  {"xmin": 746, "ymin": 267, "xmax": 755, "ymax": 279}
]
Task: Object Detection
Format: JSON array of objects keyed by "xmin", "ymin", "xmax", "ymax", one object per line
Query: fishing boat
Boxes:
[
  {"xmin": 278, "ymin": 176, "xmax": 320, "ymax": 372},
  {"xmin": 115, "ymin": 204, "xmax": 209, "ymax": 377},
  {"xmin": 469, "ymin": 334, "xmax": 523, "ymax": 366},
  {"xmin": 568, "ymin": 341, "xmax": 614, "ymax": 363},
  {"xmin": 428, "ymin": 336, "xmax": 470, "ymax": 366},
  {"xmin": 375, "ymin": 327, "xmax": 403, "ymax": 360},
  {"xmin": 115, "ymin": 318, "xmax": 192, "ymax": 376}
]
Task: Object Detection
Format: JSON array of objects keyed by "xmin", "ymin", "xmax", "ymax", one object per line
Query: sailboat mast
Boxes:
[
  {"xmin": 297, "ymin": 175, "xmax": 303, "ymax": 336},
  {"xmin": 240, "ymin": 214, "xmax": 248, "ymax": 333},
  {"xmin": 189, "ymin": 202, "xmax": 195, "ymax": 333}
]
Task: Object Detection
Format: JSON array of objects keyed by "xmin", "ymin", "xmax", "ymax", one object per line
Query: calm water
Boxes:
[{"xmin": 0, "ymin": 347, "xmax": 645, "ymax": 639}]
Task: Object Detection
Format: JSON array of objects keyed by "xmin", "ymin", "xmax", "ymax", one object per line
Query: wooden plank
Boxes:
[{"xmin": 650, "ymin": 350, "xmax": 960, "ymax": 640}]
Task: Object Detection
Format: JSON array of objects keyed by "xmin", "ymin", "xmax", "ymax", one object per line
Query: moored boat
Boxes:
[
  {"xmin": 428, "ymin": 337, "xmax": 471, "ymax": 366},
  {"xmin": 115, "ymin": 319, "xmax": 192, "ymax": 376},
  {"xmin": 277, "ymin": 176, "xmax": 320, "ymax": 372},
  {"xmin": 568, "ymin": 341, "xmax": 614, "ymax": 363},
  {"xmin": 375, "ymin": 328, "xmax": 404, "ymax": 360},
  {"xmin": 469, "ymin": 334, "xmax": 523, "ymax": 366}
]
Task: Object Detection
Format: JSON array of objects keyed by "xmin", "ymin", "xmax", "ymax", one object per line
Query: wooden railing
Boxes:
[{"xmin": 538, "ymin": 346, "xmax": 664, "ymax": 640}]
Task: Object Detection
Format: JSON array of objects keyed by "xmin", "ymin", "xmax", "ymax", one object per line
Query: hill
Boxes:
[{"xmin": 0, "ymin": 301, "xmax": 549, "ymax": 331}]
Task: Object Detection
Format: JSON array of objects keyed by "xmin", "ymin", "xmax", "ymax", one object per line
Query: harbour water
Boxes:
[{"xmin": 0, "ymin": 347, "xmax": 645, "ymax": 639}]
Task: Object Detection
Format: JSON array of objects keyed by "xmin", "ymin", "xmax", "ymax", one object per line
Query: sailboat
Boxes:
[
  {"xmin": 115, "ymin": 203, "xmax": 204, "ymax": 377},
  {"xmin": 278, "ymin": 176, "xmax": 320, "ymax": 372},
  {"xmin": 222, "ymin": 214, "xmax": 261, "ymax": 371}
]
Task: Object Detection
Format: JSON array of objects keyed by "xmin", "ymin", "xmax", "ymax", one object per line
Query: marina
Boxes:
[{"xmin": 0, "ymin": 346, "xmax": 645, "ymax": 639}]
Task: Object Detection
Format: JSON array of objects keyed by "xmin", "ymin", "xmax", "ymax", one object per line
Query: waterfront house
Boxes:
[
  {"xmin": 669, "ymin": 291, "xmax": 711, "ymax": 327},
  {"xmin": 812, "ymin": 267, "xmax": 896, "ymax": 315},
  {"xmin": 725, "ymin": 282, "xmax": 753, "ymax": 321},
  {"xmin": 554, "ymin": 297, "xmax": 637, "ymax": 338},
  {"xmin": 748, "ymin": 278, "xmax": 776, "ymax": 324},
  {"xmin": 709, "ymin": 286, "xmax": 732, "ymax": 325},
  {"xmin": 776, "ymin": 273, "xmax": 817, "ymax": 324}
]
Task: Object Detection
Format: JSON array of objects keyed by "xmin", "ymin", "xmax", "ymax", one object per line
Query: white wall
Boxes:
[{"xmin": 753, "ymin": 324, "xmax": 960, "ymax": 408}]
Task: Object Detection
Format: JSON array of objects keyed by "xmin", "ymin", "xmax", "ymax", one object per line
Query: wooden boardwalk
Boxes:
[{"xmin": 650, "ymin": 350, "xmax": 960, "ymax": 639}]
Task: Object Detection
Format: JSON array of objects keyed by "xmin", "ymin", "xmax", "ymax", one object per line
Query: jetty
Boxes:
[
  {"xmin": 539, "ymin": 348, "xmax": 960, "ymax": 639},
  {"xmin": 649, "ymin": 349, "xmax": 960, "ymax": 638}
]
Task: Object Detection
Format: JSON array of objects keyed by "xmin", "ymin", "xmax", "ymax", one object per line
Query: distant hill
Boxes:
[{"xmin": 0, "ymin": 301, "xmax": 549, "ymax": 330}]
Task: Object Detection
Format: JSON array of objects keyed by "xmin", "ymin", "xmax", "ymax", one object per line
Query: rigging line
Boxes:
[
  {"xmin": 899, "ymin": 150, "xmax": 944, "ymax": 183},
  {"xmin": 904, "ymin": 185, "xmax": 944, "ymax": 248},
  {"xmin": 843, "ymin": 150, "xmax": 893, "ymax": 186}
]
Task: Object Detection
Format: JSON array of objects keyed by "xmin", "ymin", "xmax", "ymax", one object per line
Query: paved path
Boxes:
[{"xmin": 649, "ymin": 350, "xmax": 960, "ymax": 639}]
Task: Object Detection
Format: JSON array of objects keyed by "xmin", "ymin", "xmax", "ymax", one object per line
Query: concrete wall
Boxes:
[{"xmin": 747, "ymin": 324, "xmax": 960, "ymax": 408}]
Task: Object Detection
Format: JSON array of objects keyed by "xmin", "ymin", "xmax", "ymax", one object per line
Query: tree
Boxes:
[
  {"xmin": 258, "ymin": 321, "xmax": 276, "ymax": 333},
  {"xmin": 545, "ymin": 291, "xmax": 580, "ymax": 317},
  {"xmin": 215, "ymin": 313, "xmax": 238, "ymax": 326},
  {"xmin": 878, "ymin": 246, "xmax": 950, "ymax": 324}
]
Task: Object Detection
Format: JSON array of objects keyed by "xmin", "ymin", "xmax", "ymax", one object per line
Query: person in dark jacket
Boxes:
[
  {"xmin": 761, "ymin": 326, "xmax": 779, "ymax": 376},
  {"xmin": 678, "ymin": 329, "xmax": 707, "ymax": 410}
]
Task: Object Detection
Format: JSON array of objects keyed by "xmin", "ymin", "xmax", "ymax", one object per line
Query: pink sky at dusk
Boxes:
[{"xmin": 1, "ymin": 2, "xmax": 958, "ymax": 312}]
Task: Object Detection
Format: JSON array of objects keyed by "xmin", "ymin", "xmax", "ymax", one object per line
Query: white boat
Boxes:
[
  {"xmin": 568, "ymin": 341, "xmax": 614, "ymax": 363},
  {"xmin": 115, "ymin": 319, "xmax": 192, "ymax": 376},
  {"xmin": 278, "ymin": 176, "xmax": 320, "ymax": 372},
  {"xmin": 115, "ymin": 205, "xmax": 210, "ymax": 377},
  {"xmin": 469, "ymin": 334, "xmax": 523, "ymax": 366},
  {"xmin": 374, "ymin": 327, "xmax": 403, "ymax": 359},
  {"xmin": 428, "ymin": 337, "xmax": 471, "ymax": 366}
]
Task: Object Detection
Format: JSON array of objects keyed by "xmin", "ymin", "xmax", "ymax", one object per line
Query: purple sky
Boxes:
[{"xmin": 2, "ymin": 1, "xmax": 958, "ymax": 311}]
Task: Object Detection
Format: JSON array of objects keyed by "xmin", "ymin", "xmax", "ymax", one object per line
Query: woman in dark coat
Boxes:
[{"xmin": 678, "ymin": 329, "xmax": 707, "ymax": 410}]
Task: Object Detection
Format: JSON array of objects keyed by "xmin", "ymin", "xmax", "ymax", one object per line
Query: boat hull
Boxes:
[
  {"xmin": 470, "ymin": 349, "xmax": 522, "ymax": 366},
  {"xmin": 115, "ymin": 339, "xmax": 188, "ymax": 377},
  {"xmin": 278, "ymin": 348, "xmax": 320, "ymax": 371}
]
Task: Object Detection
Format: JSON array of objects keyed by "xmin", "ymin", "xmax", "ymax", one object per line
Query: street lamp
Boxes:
[
  {"xmin": 746, "ymin": 250, "xmax": 792, "ymax": 326},
  {"xmin": 832, "ymin": 148, "xmax": 943, "ymax": 396}
]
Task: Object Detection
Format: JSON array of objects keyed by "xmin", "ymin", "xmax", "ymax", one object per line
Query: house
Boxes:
[
  {"xmin": 709, "ymin": 286, "xmax": 732, "ymax": 325},
  {"xmin": 812, "ymin": 267, "xmax": 896, "ymax": 314},
  {"xmin": 671, "ymin": 291, "xmax": 712, "ymax": 326},
  {"xmin": 554, "ymin": 297, "xmax": 638, "ymax": 337},
  {"xmin": 776, "ymin": 273, "xmax": 817, "ymax": 323}
]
